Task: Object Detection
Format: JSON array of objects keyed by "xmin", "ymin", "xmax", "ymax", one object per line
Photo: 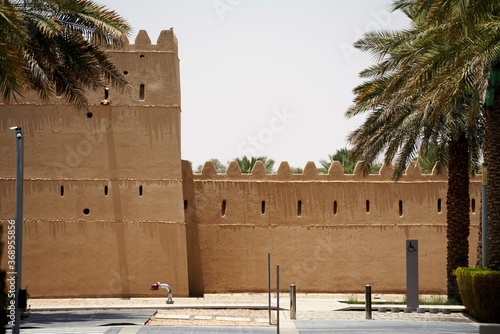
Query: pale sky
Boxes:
[{"xmin": 96, "ymin": 0, "xmax": 411, "ymax": 169}]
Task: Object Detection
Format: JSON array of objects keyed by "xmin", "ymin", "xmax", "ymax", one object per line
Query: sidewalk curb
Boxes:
[{"xmin": 30, "ymin": 304, "xmax": 276, "ymax": 312}]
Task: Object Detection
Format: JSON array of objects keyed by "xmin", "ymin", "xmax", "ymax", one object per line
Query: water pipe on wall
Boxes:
[{"xmin": 150, "ymin": 282, "xmax": 174, "ymax": 304}]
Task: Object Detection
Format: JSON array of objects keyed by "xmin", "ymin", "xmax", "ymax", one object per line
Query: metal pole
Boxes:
[
  {"xmin": 276, "ymin": 264, "xmax": 280, "ymax": 334},
  {"xmin": 290, "ymin": 284, "xmax": 296, "ymax": 320},
  {"xmin": 365, "ymin": 285, "xmax": 372, "ymax": 320},
  {"xmin": 406, "ymin": 240, "xmax": 419, "ymax": 310},
  {"xmin": 268, "ymin": 252, "xmax": 271, "ymax": 324},
  {"xmin": 11, "ymin": 127, "xmax": 24, "ymax": 334},
  {"xmin": 482, "ymin": 163, "xmax": 488, "ymax": 267}
]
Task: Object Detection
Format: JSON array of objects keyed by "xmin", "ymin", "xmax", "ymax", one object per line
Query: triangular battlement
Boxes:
[{"xmin": 186, "ymin": 160, "xmax": 463, "ymax": 182}]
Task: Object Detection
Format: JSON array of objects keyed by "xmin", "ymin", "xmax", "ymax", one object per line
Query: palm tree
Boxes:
[
  {"xmin": 346, "ymin": 3, "xmax": 485, "ymax": 301},
  {"xmin": 0, "ymin": 0, "xmax": 130, "ymax": 110},
  {"xmin": 390, "ymin": 0, "xmax": 500, "ymax": 271},
  {"xmin": 415, "ymin": 144, "xmax": 442, "ymax": 174},
  {"xmin": 233, "ymin": 156, "xmax": 275, "ymax": 174},
  {"xmin": 318, "ymin": 148, "xmax": 381, "ymax": 174},
  {"xmin": 319, "ymin": 149, "xmax": 354, "ymax": 174},
  {"xmin": 0, "ymin": 1, "xmax": 27, "ymax": 101},
  {"xmin": 195, "ymin": 159, "xmax": 227, "ymax": 174}
]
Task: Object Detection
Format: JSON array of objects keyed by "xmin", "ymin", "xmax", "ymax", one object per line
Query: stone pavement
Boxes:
[{"xmin": 7, "ymin": 293, "xmax": 487, "ymax": 333}]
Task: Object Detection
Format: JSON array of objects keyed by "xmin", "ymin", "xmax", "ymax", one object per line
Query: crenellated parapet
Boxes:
[
  {"xmin": 110, "ymin": 29, "xmax": 179, "ymax": 53},
  {"xmin": 95, "ymin": 29, "xmax": 181, "ymax": 107},
  {"xmin": 185, "ymin": 160, "xmax": 481, "ymax": 182}
]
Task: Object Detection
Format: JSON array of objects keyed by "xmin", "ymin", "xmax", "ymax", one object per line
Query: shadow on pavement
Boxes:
[{"xmin": 20, "ymin": 310, "xmax": 155, "ymax": 328}]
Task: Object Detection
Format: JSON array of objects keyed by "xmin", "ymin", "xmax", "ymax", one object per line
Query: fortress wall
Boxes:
[
  {"xmin": 0, "ymin": 218, "xmax": 188, "ymax": 298},
  {"xmin": 0, "ymin": 27, "xmax": 484, "ymax": 297},
  {"xmin": 183, "ymin": 160, "xmax": 481, "ymax": 294},
  {"xmin": 0, "ymin": 31, "xmax": 189, "ymax": 298},
  {"xmin": 0, "ymin": 105, "xmax": 182, "ymax": 180}
]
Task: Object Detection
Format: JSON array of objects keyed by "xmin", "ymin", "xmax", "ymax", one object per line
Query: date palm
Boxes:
[
  {"xmin": 391, "ymin": 0, "xmax": 500, "ymax": 270},
  {"xmin": 318, "ymin": 148, "xmax": 381, "ymax": 174},
  {"xmin": 234, "ymin": 156, "xmax": 275, "ymax": 174},
  {"xmin": 0, "ymin": 1, "xmax": 26, "ymax": 100},
  {"xmin": 195, "ymin": 159, "xmax": 227, "ymax": 174},
  {"xmin": 346, "ymin": 4, "xmax": 484, "ymax": 301},
  {"xmin": 0, "ymin": 0, "xmax": 131, "ymax": 110},
  {"xmin": 415, "ymin": 144, "xmax": 439, "ymax": 174}
]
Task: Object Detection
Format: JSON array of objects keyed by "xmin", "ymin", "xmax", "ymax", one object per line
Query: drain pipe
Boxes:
[{"xmin": 150, "ymin": 282, "xmax": 174, "ymax": 304}]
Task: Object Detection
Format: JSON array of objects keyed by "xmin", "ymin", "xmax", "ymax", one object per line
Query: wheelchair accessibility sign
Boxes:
[{"xmin": 407, "ymin": 241, "xmax": 417, "ymax": 253}]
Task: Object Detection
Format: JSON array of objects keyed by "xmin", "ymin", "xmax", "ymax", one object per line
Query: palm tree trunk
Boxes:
[
  {"xmin": 446, "ymin": 133, "xmax": 470, "ymax": 302},
  {"xmin": 486, "ymin": 92, "xmax": 500, "ymax": 270}
]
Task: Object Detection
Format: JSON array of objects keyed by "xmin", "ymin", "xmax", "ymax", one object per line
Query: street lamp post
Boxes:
[{"xmin": 10, "ymin": 126, "xmax": 24, "ymax": 334}]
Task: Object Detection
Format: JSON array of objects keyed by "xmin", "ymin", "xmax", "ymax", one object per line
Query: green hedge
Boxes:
[{"xmin": 455, "ymin": 267, "xmax": 500, "ymax": 322}]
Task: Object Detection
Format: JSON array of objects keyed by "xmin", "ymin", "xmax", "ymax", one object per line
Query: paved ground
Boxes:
[
  {"xmin": 293, "ymin": 320, "xmax": 479, "ymax": 333},
  {"xmin": 20, "ymin": 310, "xmax": 155, "ymax": 328},
  {"xmin": 4, "ymin": 293, "xmax": 488, "ymax": 333}
]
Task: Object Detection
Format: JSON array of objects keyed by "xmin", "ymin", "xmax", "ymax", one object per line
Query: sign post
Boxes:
[{"xmin": 406, "ymin": 239, "xmax": 418, "ymax": 311}]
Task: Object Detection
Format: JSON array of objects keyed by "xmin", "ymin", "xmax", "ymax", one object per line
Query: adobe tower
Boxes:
[{"xmin": 0, "ymin": 30, "xmax": 189, "ymax": 297}]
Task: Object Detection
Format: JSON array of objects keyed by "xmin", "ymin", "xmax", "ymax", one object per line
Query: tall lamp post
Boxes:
[{"xmin": 10, "ymin": 127, "xmax": 23, "ymax": 334}]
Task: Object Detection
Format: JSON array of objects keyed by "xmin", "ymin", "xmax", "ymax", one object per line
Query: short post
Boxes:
[
  {"xmin": 365, "ymin": 285, "xmax": 372, "ymax": 320},
  {"xmin": 268, "ymin": 252, "xmax": 271, "ymax": 324},
  {"xmin": 290, "ymin": 283, "xmax": 296, "ymax": 320},
  {"xmin": 276, "ymin": 264, "xmax": 280, "ymax": 334}
]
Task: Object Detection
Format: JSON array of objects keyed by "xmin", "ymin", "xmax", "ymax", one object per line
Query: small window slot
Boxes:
[
  {"xmin": 104, "ymin": 185, "xmax": 108, "ymax": 197},
  {"xmin": 184, "ymin": 200, "xmax": 188, "ymax": 210},
  {"xmin": 139, "ymin": 185, "xmax": 143, "ymax": 197},
  {"xmin": 139, "ymin": 84, "xmax": 145, "ymax": 100},
  {"xmin": 333, "ymin": 200, "xmax": 338, "ymax": 215},
  {"xmin": 438, "ymin": 198, "xmax": 442, "ymax": 213},
  {"xmin": 55, "ymin": 84, "xmax": 63, "ymax": 97},
  {"xmin": 297, "ymin": 200, "xmax": 302, "ymax": 217},
  {"xmin": 366, "ymin": 200, "xmax": 370, "ymax": 213},
  {"xmin": 399, "ymin": 200, "xmax": 403, "ymax": 217},
  {"xmin": 60, "ymin": 185, "xmax": 64, "ymax": 197},
  {"xmin": 261, "ymin": 201, "xmax": 266, "ymax": 215},
  {"xmin": 222, "ymin": 200, "xmax": 227, "ymax": 216}
]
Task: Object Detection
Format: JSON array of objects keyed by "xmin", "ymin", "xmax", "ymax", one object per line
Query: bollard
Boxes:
[
  {"xmin": 268, "ymin": 252, "xmax": 272, "ymax": 325},
  {"xmin": 365, "ymin": 285, "xmax": 372, "ymax": 320},
  {"xmin": 290, "ymin": 284, "xmax": 296, "ymax": 320},
  {"xmin": 276, "ymin": 264, "xmax": 280, "ymax": 334}
]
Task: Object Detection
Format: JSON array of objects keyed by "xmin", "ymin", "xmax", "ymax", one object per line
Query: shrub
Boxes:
[{"xmin": 455, "ymin": 267, "xmax": 500, "ymax": 322}]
